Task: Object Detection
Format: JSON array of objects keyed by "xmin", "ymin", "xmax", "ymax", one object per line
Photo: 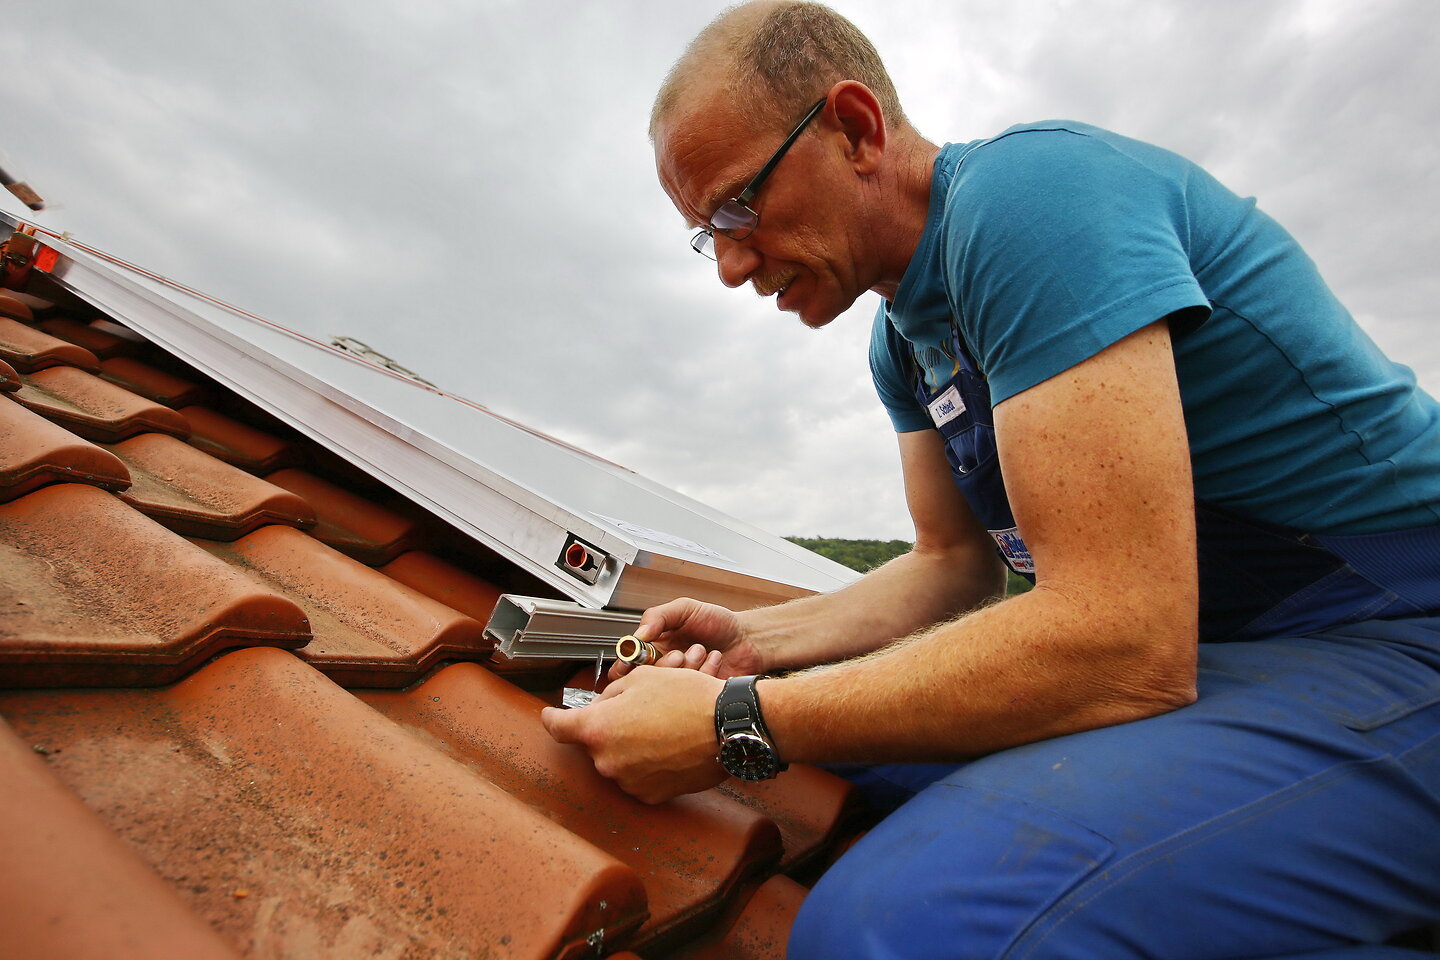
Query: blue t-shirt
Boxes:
[{"xmin": 872, "ymin": 122, "xmax": 1440, "ymax": 535}]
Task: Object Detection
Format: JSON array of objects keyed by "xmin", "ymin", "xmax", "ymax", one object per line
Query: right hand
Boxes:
[{"xmin": 609, "ymin": 598, "xmax": 764, "ymax": 681}]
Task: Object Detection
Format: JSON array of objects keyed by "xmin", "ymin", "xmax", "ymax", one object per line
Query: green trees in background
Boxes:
[{"xmin": 785, "ymin": 536, "xmax": 1033, "ymax": 596}]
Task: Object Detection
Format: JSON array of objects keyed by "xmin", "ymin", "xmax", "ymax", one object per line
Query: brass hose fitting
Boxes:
[{"xmin": 615, "ymin": 635, "xmax": 658, "ymax": 666}]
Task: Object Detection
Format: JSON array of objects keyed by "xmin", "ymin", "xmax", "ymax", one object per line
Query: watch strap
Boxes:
[{"xmin": 715, "ymin": 675, "xmax": 784, "ymax": 767}]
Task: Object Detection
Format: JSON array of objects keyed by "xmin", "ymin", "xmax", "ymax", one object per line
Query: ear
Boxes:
[{"xmin": 824, "ymin": 80, "xmax": 886, "ymax": 175}]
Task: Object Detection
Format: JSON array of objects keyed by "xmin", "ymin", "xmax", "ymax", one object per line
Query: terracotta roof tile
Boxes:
[
  {"xmin": 38, "ymin": 316, "xmax": 138, "ymax": 359},
  {"xmin": 0, "ymin": 357, "xmax": 21, "ymax": 391},
  {"xmin": 663, "ymin": 876, "xmax": 808, "ymax": 960},
  {"xmin": 193, "ymin": 525, "xmax": 490, "ymax": 686},
  {"xmin": 0, "ymin": 647, "xmax": 649, "ymax": 959},
  {"xmin": 0, "ymin": 315, "xmax": 102, "ymax": 373},
  {"xmin": 717, "ymin": 763, "xmax": 864, "ymax": 873},
  {"xmin": 11, "ymin": 366, "xmax": 191, "ymax": 442},
  {"xmin": 359, "ymin": 662, "xmax": 784, "ymax": 950},
  {"xmin": 177, "ymin": 404, "xmax": 300, "ymax": 474},
  {"xmin": 99, "ymin": 356, "xmax": 209, "ymax": 407},
  {"xmin": 380, "ymin": 549, "xmax": 506, "ymax": 624},
  {"xmin": 0, "ymin": 398, "xmax": 131, "ymax": 502},
  {"xmin": 0, "ymin": 718, "xmax": 245, "ymax": 960},
  {"xmin": 0, "ymin": 292, "xmax": 34, "ymax": 322},
  {"xmin": 0, "ymin": 484, "xmax": 310, "ymax": 687},
  {"xmin": 266, "ymin": 466, "xmax": 422, "ymax": 564},
  {"xmin": 107, "ymin": 432, "xmax": 316, "ymax": 539}
]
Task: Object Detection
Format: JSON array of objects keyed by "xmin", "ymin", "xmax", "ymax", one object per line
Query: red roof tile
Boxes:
[
  {"xmin": 99, "ymin": 356, "xmax": 210, "ymax": 407},
  {"xmin": 0, "ymin": 719, "xmax": 245, "ymax": 960},
  {"xmin": 11, "ymin": 366, "xmax": 191, "ymax": 442},
  {"xmin": 0, "ymin": 292, "xmax": 34, "ymax": 322},
  {"xmin": 380, "ymin": 549, "xmax": 506, "ymax": 624},
  {"xmin": 0, "ymin": 646, "xmax": 650, "ymax": 959},
  {"xmin": 359, "ymin": 661, "xmax": 784, "ymax": 951},
  {"xmin": 0, "ymin": 315, "xmax": 102, "ymax": 372},
  {"xmin": 193, "ymin": 524, "xmax": 490, "ymax": 686},
  {"xmin": 717, "ymin": 763, "xmax": 864, "ymax": 873},
  {"xmin": 0, "ymin": 484, "xmax": 311, "ymax": 687},
  {"xmin": 107, "ymin": 432, "xmax": 315, "ymax": 539},
  {"xmin": 177, "ymin": 404, "xmax": 300, "ymax": 474},
  {"xmin": 664, "ymin": 875, "xmax": 808, "ymax": 960},
  {"xmin": 0, "ymin": 357, "xmax": 20, "ymax": 391},
  {"xmin": 266, "ymin": 466, "xmax": 422, "ymax": 564},
  {"xmin": 0, "ymin": 397, "xmax": 131, "ymax": 502},
  {"xmin": 38, "ymin": 316, "xmax": 138, "ymax": 359}
]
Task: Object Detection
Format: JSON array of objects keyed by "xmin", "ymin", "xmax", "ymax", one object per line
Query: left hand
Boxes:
[{"xmin": 541, "ymin": 664, "xmax": 727, "ymax": 804}]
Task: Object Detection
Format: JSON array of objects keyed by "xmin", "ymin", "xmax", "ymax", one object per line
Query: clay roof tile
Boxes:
[
  {"xmin": 11, "ymin": 366, "xmax": 190, "ymax": 443},
  {"xmin": 0, "ymin": 398, "xmax": 131, "ymax": 502},
  {"xmin": 98, "ymin": 356, "xmax": 209, "ymax": 407},
  {"xmin": 360, "ymin": 662, "xmax": 784, "ymax": 951},
  {"xmin": 0, "ymin": 647, "xmax": 650, "ymax": 958},
  {"xmin": 0, "ymin": 484, "xmax": 311, "ymax": 687},
  {"xmin": 266, "ymin": 467, "xmax": 422, "ymax": 565},
  {"xmin": 0, "ymin": 316, "xmax": 102, "ymax": 373},
  {"xmin": 0, "ymin": 718, "xmax": 246, "ymax": 960},
  {"xmin": 193, "ymin": 525, "xmax": 490, "ymax": 686},
  {"xmin": 176, "ymin": 404, "xmax": 300, "ymax": 474},
  {"xmin": 37, "ymin": 317, "xmax": 137, "ymax": 359},
  {"xmin": 107, "ymin": 432, "xmax": 316, "ymax": 539}
]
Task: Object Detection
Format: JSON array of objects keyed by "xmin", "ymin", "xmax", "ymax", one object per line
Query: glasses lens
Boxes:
[
  {"xmin": 710, "ymin": 200, "xmax": 757, "ymax": 239},
  {"xmin": 690, "ymin": 229, "xmax": 716, "ymax": 260}
]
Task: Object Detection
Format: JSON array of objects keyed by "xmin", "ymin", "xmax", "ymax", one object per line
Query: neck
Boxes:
[{"xmin": 866, "ymin": 131, "xmax": 941, "ymax": 301}]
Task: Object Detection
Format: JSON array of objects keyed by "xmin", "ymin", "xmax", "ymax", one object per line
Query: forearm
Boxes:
[
  {"xmin": 758, "ymin": 578, "xmax": 1198, "ymax": 764},
  {"xmin": 738, "ymin": 542, "xmax": 1006, "ymax": 672}
]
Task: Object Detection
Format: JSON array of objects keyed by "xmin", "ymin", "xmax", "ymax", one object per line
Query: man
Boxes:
[{"xmin": 542, "ymin": 3, "xmax": 1440, "ymax": 956}]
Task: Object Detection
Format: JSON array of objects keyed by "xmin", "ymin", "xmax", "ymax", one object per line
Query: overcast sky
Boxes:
[{"xmin": 4, "ymin": 0, "xmax": 1436, "ymax": 541}]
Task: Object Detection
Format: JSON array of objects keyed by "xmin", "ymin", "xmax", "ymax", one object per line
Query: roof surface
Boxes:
[{"xmin": 0, "ymin": 235, "xmax": 867, "ymax": 958}]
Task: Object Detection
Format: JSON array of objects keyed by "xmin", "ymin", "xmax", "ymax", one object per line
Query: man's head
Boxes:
[{"xmin": 652, "ymin": 1, "xmax": 923, "ymax": 329}]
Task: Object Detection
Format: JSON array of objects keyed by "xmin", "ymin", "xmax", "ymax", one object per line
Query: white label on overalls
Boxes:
[
  {"xmin": 990, "ymin": 526, "xmax": 1035, "ymax": 574},
  {"xmin": 927, "ymin": 385, "xmax": 967, "ymax": 428}
]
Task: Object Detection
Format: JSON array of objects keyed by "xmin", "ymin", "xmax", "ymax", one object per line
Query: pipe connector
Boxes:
[{"xmin": 615, "ymin": 635, "xmax": 658, "ymax": 666}]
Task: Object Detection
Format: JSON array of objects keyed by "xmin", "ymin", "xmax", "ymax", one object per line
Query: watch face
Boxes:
[{"xmin": 719, "ymin": 732, "xmax": 779, "ymax": 781}]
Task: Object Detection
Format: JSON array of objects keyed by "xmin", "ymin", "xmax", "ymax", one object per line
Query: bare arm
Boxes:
[
  {"xmin": 732, "ymin": 428, "xmax": 1007, "ymax": 670},
  {"xmin": 760, "ymin": 320, "xmax": 1199, "ymax": 761}
]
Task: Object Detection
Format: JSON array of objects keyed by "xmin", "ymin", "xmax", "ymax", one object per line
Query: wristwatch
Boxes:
[{"xmin": 714, "ymin": 676, "xmax": 787, "ymax": 781}]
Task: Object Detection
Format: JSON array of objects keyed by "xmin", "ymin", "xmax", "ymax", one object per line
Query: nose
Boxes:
[{"xmin": 714, "ymin": 233, "xmax": 758, "ymax": 288}]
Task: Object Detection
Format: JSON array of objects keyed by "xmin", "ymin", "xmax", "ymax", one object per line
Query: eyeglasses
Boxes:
[{"xmin": 690, "ymin": 97, "xmax": 827, "ymax": 260}]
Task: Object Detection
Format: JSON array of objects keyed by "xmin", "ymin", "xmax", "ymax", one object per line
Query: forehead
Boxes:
[{"xmin": 654, "ymin": 95, "xmax": 768, "ymax": 227}]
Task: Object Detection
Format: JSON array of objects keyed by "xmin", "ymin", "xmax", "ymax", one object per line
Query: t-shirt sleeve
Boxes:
[
  {"xmin": 944, "ymin": 129, "xmax": 1211, "ymax": 404},
  {"xmin": 869, "ymin": 303, "xmax": 933, "ymax": 433}
]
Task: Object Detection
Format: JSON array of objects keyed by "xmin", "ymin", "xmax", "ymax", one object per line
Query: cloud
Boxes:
[{"xmin": 4, "ymin": 0, "xmax": 1434, "ymax": 541}]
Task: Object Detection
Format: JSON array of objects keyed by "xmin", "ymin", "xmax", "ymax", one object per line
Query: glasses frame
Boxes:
[{"xmin": 690, "ymin": 97, "xmax": 828, "ymax": 260}]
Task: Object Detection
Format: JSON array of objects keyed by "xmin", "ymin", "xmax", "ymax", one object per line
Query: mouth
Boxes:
[{"xmin": 755, "ymin": 273, "xmax": 797, "ymax": 305}]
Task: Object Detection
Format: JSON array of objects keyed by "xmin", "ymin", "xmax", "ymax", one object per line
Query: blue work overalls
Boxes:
[{"xmin": 791, "ymin": 326, "xmax": 1440, "ymax": 960}]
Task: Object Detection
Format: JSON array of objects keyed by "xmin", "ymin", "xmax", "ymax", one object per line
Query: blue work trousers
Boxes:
[{"xmin": 792, "ymin": 607, "xmax": 1440, "ymax": 958}]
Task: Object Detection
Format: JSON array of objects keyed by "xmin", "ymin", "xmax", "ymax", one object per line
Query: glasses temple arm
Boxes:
[{"xmin": 736, "ymin": 97, "xmax": 828, "ymax": 205}]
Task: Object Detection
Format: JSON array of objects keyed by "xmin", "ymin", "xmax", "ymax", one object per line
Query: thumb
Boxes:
[{"xmin": 540, "ymin": 705, "xmax": 586, "ymax": 745}]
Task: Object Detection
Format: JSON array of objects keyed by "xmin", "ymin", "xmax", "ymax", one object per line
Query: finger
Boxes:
[
  {"xmin": 699, "ymin": 649, "xmax": 724, "ymax": 677},
  {"xmin": 593, "ymin": 670, "xmax": 632, "ymax": 703},
  {"xmin": 682, "ymin": 643, "xmax": 707, "ymax": 670},
  {"xmin": 635, "ymin": 597, "xmax": 699, "ymax": 643},
  {"xmin": 657, "ymin": 648, "xmax": 686, "ymax": 668},
  {"xmin": 540, "ymin": 705, "xmax": 585, "ymax": 744},
  {"xmin": 607, "ymin": 658, "xmax": 633, "ymax": 682}
]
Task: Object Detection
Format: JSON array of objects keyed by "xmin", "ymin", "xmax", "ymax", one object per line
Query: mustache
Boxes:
[{"xmin": 751, "ymin": 271, "xmax": 796, "ymax": 298}]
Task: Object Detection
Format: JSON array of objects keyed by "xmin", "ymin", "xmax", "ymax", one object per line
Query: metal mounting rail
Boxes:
[{"xmin": 485, "ymin": 595, "xmax": 642, "ymax": 661}]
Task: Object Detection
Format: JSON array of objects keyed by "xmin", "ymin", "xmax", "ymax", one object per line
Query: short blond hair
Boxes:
[{"xmin": 651, "ymin": 1, "xmax": 907, "ymax": 140}]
